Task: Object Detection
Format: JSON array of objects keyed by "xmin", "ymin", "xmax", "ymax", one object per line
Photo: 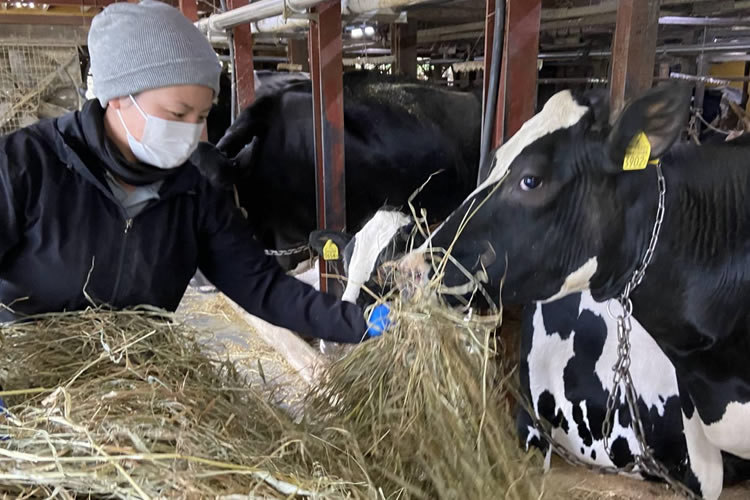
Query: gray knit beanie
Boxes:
[{"xmin": 88, "ymin": 0, "xmax": 221, "ymax": 107}]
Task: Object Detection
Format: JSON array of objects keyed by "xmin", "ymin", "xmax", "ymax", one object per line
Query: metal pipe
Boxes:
[
  {"xmin": 536, "ymin": 74, "xmax": 750, "ymax": 86},
  {"xmin": 538, "ymin": 76, "xmax": 609, "ymax": 84},
  {"xmin": 254, "ymin": 16, "xmax": 308, "ymax": 33},
  {"xmin": 537, "ymin": 43, "xmax": 750, "ymax": 61},
  {"xmin": 196, "ymin": 0, "xmax": 438, "ymax": 37},
  {"xmin": 343, "ymin": 54, "xmax": 395, "ymax": 66},
  {"xmin": 658, "ymin": 16, "xmax": 750, "ymax": 27},
  {"xmin": 479, "ymin": 0, "xmax": 504, "ymax": 182},
  {"xmin": 195, "ymin": 0, "xmax": 322, "ymax": 33}
]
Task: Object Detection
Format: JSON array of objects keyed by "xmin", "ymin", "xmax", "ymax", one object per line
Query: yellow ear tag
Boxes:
[
  {"xmin": 623, "ymin": 131, "xmax": 651, "ymax": 171},
  {"xmin": 323, "ymin": 240, "xmax": 339, "ymax": 261}
]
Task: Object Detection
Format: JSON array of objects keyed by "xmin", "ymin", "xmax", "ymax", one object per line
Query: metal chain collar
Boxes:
[
  {"xmin": 601, "ymin": 163, "xmax": 700, "ymax": 500},
  {"xmin": 263, "ymin": 244, "xmax": 311, "ymax": 257},
  {"xmin": 231, "ymin": 185, "xmax": 311, "ymax": 258},
  {"xmin": 518, "ymin": 164, "xmax": 697, "ymax": 498}
]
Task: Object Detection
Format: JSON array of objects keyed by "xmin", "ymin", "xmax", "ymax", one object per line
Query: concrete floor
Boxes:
[
  {"xmin": 175, "ymin": 287, "xmax": 309, "ymax": 414},
  {"xmin": 547, "ymin": 456, "xmax": 750, "ymax": 499}
]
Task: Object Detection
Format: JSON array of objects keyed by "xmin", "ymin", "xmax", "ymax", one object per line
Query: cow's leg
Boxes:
[
  {"xmin": 515, "ymin": 405, "xmax": 547, "ymax": 454},
  {"xmin": 680, "ymin": 390, "xmax": 723, "ymax": 500}
]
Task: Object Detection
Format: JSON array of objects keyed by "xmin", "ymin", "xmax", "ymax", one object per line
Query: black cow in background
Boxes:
[
  {"xmin": 206, "ymin": 70, "xmax": 312, "ymax": 145},
  {"xmin": 200, "ymin": 71, "xmax": 483, "ymax": 270},
  {"xmin": 206, "ymin": 71, "xmax": 232, "ymax": 145}
]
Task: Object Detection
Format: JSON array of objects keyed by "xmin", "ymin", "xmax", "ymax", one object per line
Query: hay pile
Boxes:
[{"xmin": 0, "ymin": 300, "xmax": 547, "ymax": 499}]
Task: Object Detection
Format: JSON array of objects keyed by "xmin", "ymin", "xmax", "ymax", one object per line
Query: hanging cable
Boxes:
[{"xmin": 478, "ymin": 0, "xmax": 505, "ymax": 186}]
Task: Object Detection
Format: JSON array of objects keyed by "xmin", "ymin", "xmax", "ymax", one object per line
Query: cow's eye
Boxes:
[{"xmin": 520, "ymin": 175, "xmax": 543, "ymax": 191}]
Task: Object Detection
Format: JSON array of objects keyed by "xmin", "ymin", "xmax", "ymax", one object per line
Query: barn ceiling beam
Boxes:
[
  {"xmin": 542, "ymin": 0, "xmax": 715, "ymax": 23},
  {"xmin": 0, "ymin": 11, "xmax": 93, "ymax": 24},
  {"xmin": 0, "ymin": 23, "xmax": 88, "ymax": 43},
  {"xmin": 18, "ymin": 0, "xmax": 115, "ymax": 5},
  {"xmin": 542, "ymin": 8, "xmax": 750, "ymax": 31}
]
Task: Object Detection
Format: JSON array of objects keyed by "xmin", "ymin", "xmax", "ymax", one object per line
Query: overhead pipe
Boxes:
[
  {"xmin": 195, "ymin": 0, "xmax": 438, "ymax": 39},
  {"xmin": 194, "ymin": 0, "xmax": 323, "ymax": 34},
  {"xmin": 538, "ymin": 43, "xmax": 750, "ymax": 61}
]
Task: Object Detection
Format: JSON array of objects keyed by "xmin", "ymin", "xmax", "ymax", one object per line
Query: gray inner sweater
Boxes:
[{"xmin": 104, "ymin": 171, "xmax": 162, "ymax": 218}]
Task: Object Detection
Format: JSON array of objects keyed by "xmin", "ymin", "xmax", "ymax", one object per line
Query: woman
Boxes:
[{"xmin": 0, "ymin": 0, "xmax": 387, "ymax": 342}]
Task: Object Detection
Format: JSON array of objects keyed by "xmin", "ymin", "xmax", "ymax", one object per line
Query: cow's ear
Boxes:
[
  {"xmin": 605, "ymin": 82, "xmax": 692, "ymax": 172},
  {"xmin": 308, "ymin": 230, "xmax": 352, "ymax": 260}
]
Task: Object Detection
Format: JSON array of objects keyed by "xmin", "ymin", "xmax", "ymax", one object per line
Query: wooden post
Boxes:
[
  {"xmin": 228, "ymin": 0, "xmax": 256, "ymax": 111},
  {"xmin": 178, "ymin": 0, "xmax": 197, "ymax": 22},
  {"xmin": 742, "ymin": 60, "xmax": 750, "ymax": 110},
  {"xmin": 288, "ymin": 38, "xmax": 310, "ymax": 72},
  {"xmin": 309, "ymin": 0, "xmax": 346, "ymax": 298},
  {"xmin": 694, "ymin": 52, "xmax": 709, "ymax": 133},
  {"xmin": 391, "ymin": 22, "xmax": 418, "ymax": 79},
  {"xmin": 609, "ymin": 0, "xmax": 661, "ymax": 119},
  {"xmin": 658, "ymin": 60, "xmax": 670, "ymax": 80}
]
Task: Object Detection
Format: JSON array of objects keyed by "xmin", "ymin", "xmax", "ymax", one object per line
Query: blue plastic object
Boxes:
[
  {"xmin": 366, "ymin": 303, "xmax": 391, "ymax": 338},
  {"xmin": 0, "ymin": 395, "xmax": 7, "ymax": 441}
]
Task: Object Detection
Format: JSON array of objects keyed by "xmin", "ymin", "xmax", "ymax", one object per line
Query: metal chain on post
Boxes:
[{"xmin": 601, "ymin": 164, "xmax": 701, "ymax": 500}]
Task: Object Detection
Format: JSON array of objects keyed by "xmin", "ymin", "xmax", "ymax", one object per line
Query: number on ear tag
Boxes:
[
  {"xmin": 323, "ymin": 240, "xmax": 339, "ymax": 261},
  {"xmin": 623, "ymin": 131, "xmax": 651, "ymax": 171}
]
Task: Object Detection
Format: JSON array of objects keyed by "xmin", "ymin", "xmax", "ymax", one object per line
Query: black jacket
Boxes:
[{"xmin": 0, "ymin": 100, "xmax": 367, "ymax": 342}]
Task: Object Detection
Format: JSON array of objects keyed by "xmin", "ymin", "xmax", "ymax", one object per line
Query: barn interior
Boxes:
[{"xmin": 2, "ymin": 0, "xmax": 750, "ymax": 499}]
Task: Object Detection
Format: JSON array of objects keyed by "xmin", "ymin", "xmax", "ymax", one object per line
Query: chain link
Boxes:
[
  {"xmin": 263, "ymin": 244, "xmax": 311, "ymax": 257},
  {"xmin": 601, "ymin": 163, "xmax": 700, "ymax": 500}
]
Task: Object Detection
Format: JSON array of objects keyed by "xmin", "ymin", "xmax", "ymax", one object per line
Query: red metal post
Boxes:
[
  {"xmin": 482, "ymin": 0, "xmax": 541, "ymax": 149},
  {"xmin": 309, "ymin": 0, "xmax": 346, "ymax": 297},
  {"xmin": 178, "ymin": 0, "xmax": 198, "ymax": 22},
  {"xmin": 496, "ymin": 0, "xmax": 541, "ymax": 143},
  {"xmin": 610, "ymin": 0, "xmax": 661, "ymax": 119},
  {"xmin": 228, "ymin": 0, "xmax": 256, "ymax": 111}
]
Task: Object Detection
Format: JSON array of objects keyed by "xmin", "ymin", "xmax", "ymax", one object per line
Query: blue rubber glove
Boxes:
[
  {"xmin": 366, "ymin": 303, "xmax": 392, "ymax": 338},
  {"xmin": 0, "ymin": 395, "xmax": 7, "ymax": 441}
]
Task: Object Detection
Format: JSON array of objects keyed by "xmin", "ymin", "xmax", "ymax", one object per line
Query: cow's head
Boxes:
[
  {"xmin": 401, "ymin": 83, "xmax": 691, "ymax": 309},
  {"xmin": 309, "ymin": 209, "xmax": 416, "ymax": 306}
]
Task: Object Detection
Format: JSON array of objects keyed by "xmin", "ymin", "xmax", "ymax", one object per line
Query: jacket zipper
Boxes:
[{"xmin": 109, "ymin": 216, "xmax": 133, "ymax": 304}]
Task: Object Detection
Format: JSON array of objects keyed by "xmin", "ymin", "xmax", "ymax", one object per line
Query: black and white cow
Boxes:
[
  {"xmin": 399, "ymin": 82, "xmax": 750, "ymax": 498},
  {"xmin": 205, "ymin": 70, "xmax": 312, "ymax": 146},
  {"xmin": 304, "ymin": 208, "xmax": 750, "ymax": 487},
  {"xmin": 205, "ymin": 71, "xmax": 482, "ymax": 270}
]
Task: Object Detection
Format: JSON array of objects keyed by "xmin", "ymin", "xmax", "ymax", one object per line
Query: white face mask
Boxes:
[{"xmin": 116, "ymin": 95, "xmax": 204, "ymax": 169}]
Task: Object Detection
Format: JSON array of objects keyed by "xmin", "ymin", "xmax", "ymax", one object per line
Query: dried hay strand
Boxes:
[
  {"xmin": 0, "ymin": 307, "xmax": 328, "ymax": 498},
  {"xmin": 303, "ymin": 298, "xmax": 547, "ymax": 500},
  {"xmin": 0, "ymin": 297, "xmax": 548, "ymax": 498}
]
